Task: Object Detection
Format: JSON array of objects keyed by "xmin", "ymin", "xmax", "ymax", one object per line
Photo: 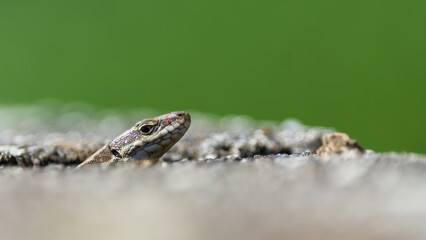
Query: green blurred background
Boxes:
[{"xmin": 0, "ymin": 0, "xmax": 425, "ymax": 153}]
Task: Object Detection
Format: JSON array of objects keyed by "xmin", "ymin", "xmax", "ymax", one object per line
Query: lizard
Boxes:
[{"xmin": 76, "ymin": 111, "xmax": 191, "ymax": 169}]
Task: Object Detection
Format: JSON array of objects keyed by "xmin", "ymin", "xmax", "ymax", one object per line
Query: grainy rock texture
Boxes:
[
  {"xmin": 0, "ymin": 104, "xmax": 328, "ymax": 167},
  {"xmin": 316, "ymin": 132, "xmax": 365, "ymax": 156},
  {"xmin": 0, "ymin": 103, "xmax": 425, "ymax": 240}
]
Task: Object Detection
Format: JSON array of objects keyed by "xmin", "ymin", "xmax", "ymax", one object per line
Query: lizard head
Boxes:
[{"xmin": 108, "ymin": 111, "xmax": 191, "ymax": 163}]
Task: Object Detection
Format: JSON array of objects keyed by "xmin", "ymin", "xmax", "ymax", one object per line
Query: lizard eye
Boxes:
[{"xmin": 140, "ymin": 125, "xmax": 154, "ymax": 134}]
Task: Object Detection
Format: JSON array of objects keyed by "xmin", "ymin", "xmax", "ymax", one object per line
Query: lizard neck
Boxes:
[{"xmin": 76, "ymin": 144, "xmax": 114, "ymax": 169}]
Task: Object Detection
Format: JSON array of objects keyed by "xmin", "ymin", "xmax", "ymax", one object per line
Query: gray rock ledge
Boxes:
[{"xmin": 0, "ymin": 105, "xmax": 425, "ymax": 240}]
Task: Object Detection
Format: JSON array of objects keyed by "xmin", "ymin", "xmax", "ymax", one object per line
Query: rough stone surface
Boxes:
[
  {"xmin": 0, "ymin": 103, "xmax": 425, "ymax": 240},
  {"xmin": 316, "ymin": 132, "xmax": 365, "ymax": 156},
  {"xmin": 0, "ymin": 104, "xmax": 329, "ymax": 167}
]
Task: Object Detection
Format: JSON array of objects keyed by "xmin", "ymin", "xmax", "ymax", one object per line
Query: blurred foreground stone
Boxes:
[{"xmin": 0, "ymin": 103, "xmax": 425, "ymax": 240}]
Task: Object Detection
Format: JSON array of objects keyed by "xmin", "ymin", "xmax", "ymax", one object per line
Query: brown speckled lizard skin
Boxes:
[{"xmin": 76, "ymin": 111, "xmax": 191, "ymax": 168}]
